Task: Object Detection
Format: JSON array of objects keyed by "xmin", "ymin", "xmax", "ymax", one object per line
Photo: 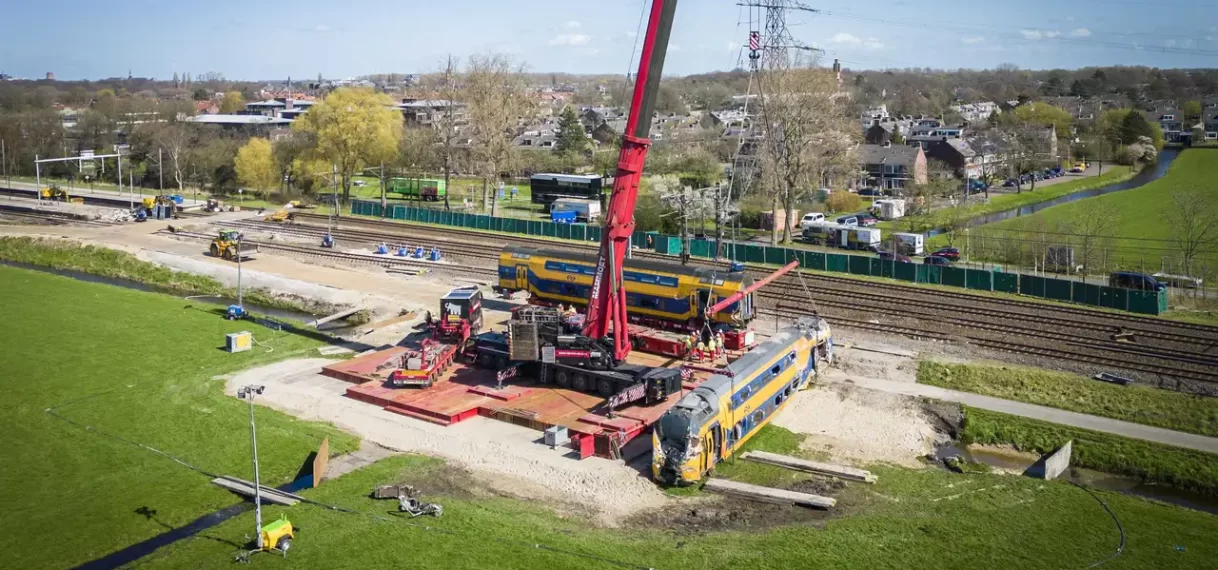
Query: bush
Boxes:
[{"xmin": 826, "ymin": 192, "xmax": 862, "ymax": 213}]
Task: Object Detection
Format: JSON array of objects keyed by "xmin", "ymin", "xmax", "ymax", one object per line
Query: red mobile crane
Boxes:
[{"xmin": 583, "ymin": 0, "xmax": 681, "ymax": 362}]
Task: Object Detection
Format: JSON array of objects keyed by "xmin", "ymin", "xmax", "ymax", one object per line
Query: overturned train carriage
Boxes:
[
  {"xmin": 652, "ymin": 316, "xmax": 833, "ymax": 485},
  {"xmin": 497, "ymin": 245, "xmax": 755, "ymax": 330}
]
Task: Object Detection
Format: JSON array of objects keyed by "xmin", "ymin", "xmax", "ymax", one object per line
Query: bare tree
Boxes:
[
  {"xmin": 463, "ymin": 53, "xmax": 532, "ymax": 214},
  {"xmin": 1164, "ymin": 186, "xmax": 1218, "ymax": 282},
  {"xmin": 151, "ymin": 122, "xmax": 192, "ymax": 194},
  {"xmin": 756, "ymin": 54, "xmax": 858, "ymax": 244},
  {"xmin": 1069, "ymin": 201, "xmax": 1120, "ymax": 277}
]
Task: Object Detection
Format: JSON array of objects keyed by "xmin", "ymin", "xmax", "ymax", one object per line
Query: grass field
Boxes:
[
  {"xmin": 131, "ymin": 431, "xmax": 1218, "ymax": 569},
  {"xmin": 0, "ymin": 237, "xmax": 339, "ymax": 315},
  {"xmin": 877, "ymin": 165, "xmax": 1136, "ymax": 235},
  {"xmin": 963, "ymin": 407, "xmax": 1218, "ymax": 495},
  {"xmin": 919, "ymin": 361, "xmax": 1218, "ymax": 437},
  {"xmin": 976, "ymin": 149, "xmax": 1218, "ymax": 267},
  {"xmin": 0, "ymin": 267, "xmax": 358, "ymax": 569}
]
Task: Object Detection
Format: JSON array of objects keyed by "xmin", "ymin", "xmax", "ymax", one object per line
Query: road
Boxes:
[
  {"xmin": 829, "ymin": 374, "xmax": 1218, "ymax": 454},
  {"xmin": 1, "ymin": 179, "xmax": 208, "ymax": 208}
]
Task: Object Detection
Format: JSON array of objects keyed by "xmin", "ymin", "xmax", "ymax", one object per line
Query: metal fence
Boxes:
[{"xmin": 350, "ymin": 200, "xmax": 1168, "ymax": 315}]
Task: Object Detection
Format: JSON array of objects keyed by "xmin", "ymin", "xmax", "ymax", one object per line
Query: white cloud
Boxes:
[
  {"xmin": 564, "ymin": 21, "xmax": 582, "ymax": 30},
  {"xmin": 1021, "ymin": 29, "xmax": 1061, "ymax": 40},
  {"xmin": 1045, "ymin": 30, "xmax": 1061, "ymax": 38},
  {"xmin": 549, "ymin": 33, "xmax": 592, "ymax": 46},
  {"xmin": 314, "ymin": 24, "xmax": 330, "ymax": 32},
  {"xmin": 1165, "ymin": 39, "xmax": 1177, "ymax": 48},
  {"xmin": 670, "ymin": 44, "xmax": 682, "ymax": 52},
  {"xmin": 1068, "ymin": 28, "xmax": 1091, "ymax": 38},
  {"xmin": 961, "ymin": 36, "xmax": 985, "ymax": 44},
  {"xmin": 830, "ymin": 32, "xmax": 862, "ymax": 45},
  {"xmin": 1207, "ymin": 35, "xmax": 1216, "ymax": 42},
  {"xmin": 829, "ymin": 33, "xmax": 883, "ymax": 50},
  {"xmin": 1065, "ymin": 16, "xmax": 1076, "ymax": 22},
  {"xmin": 727, "ymin": 40, "xmax": 740, "ymax": 51}
]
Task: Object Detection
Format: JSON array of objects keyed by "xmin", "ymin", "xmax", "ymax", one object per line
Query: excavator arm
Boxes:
[{"xmin": 582, "ymin": 0, "xmax": 680, "ymax": 361}]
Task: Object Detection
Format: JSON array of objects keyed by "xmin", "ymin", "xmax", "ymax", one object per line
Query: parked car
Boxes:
[
  {"xmin": 855, "ymin": 213, "xmax": 879, "ymax": 227},
  {"xmin": 857, "ymin": 188, "xmax": 882, "ymax": 197},
  {"xmin": 799, "ymin": 212, "xmax": 826, "ymax": 230},
  {"xmin": 1108, "ymin": 271, "xmax": 1166, "ymax": 292},
  {"xmin": 931, "ymin": 247, "xmax": 961, "ymax": 261},
  {"xmin": 923, "ymin": 255, "xmax": 952, "ymax": 266},
  {"xmin": 836, "ymin": 215, "xmax": 859, "ymax": 226},
  {"xmin": 878, "ymin": 251, "xmax": 912, "ymax": 263},
  {"xmin": 1002, "ymin": 179, "xmax": 1017, "ymax": 187}
]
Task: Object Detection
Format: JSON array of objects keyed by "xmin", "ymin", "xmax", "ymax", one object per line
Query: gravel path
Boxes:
[{"xmin": 226, "ymin": 358, "xmax": 669, "ymax": 523}]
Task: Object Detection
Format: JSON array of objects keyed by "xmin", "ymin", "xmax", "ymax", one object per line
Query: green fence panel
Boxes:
[
  {"xmin": 741, "ymin": 245, "xmax": 761, "ymax": 264},
  {"xmin": 848, "ymin": 255, "xmax": 871, "ymax": 276},
  {"xmin": 690, "ymin": 239, "xmax": 711, "ymax": 258},
  {"xmin": 1019, "ymin": 275, "xmax": 1042, "ymax": 297},
  {"xmin": 802, "ymin": 251, "xmax": 826, "ymax": 271},
  {"xmin": 942, "ymin": 266, "xmax": 966, "ymax": 288},
  {"xmin": 655, "ymin": 236, "xmax": 680, "ymax": 255},
  {"xmin": 761, "ymin": 246, "xmax": 782, "ymax": 266},
  {"xmin": 894, "ymin": 261, "xmax": 917, "ymax": 282},
  {"xmin": 1073, "ymin": 283, "xmax": 1101, "ymax": 306},
  {"xmin": 993, "ymin": 272, "xmax": 1019, "ymax": 294},
  {"xmin": 554, "ymin": 224, "xmax": 570, "ymax": 240},
  {"xmin": 965, "ymin": 269, "xmax": 993, "ymax": 291},
  {"xmin": 872, "ymin": 258, "xmax": 887, "ymax": 277},
  {"xmin": 477, "ymin": 215, "xmax": 491, "ymax": 230},
  {"xmin": 826, "ymin": 254, "xmax": 848, "ymax": 273},
  {"xmin": 1106, "ymin": 287, "xmax": 1128, "ymax": 311},
  {"xmin": 1044, "ymin": 278, "xmax": 1072, "ymax": 302}
]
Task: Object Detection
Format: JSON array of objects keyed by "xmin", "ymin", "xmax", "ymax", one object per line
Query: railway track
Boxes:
[
  {"xmin": 158, "ymin": 229, "xmax": 498, "ymax": 278},
  {"xmin": 199, "ymin": 213, "xmax": 1218, "ymax": 384}
]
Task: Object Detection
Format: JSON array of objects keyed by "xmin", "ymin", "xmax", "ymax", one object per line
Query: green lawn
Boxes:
[
  {"xmin": 963, "ymin": 407, "xmax": 1218, "ymax": 495},
  {"xmin": 133, "ymin": 435, "xmax": 1218, "ymax": 569},
  {"xmin": 879, "ymin": 166, "xmax": 1136, "ymax": 235},
  {"xmin": 0, "ymin": 267, "xmax": 358, "ymax": 569},
  {"xmin": 920, "ymin": 361, "xmax": 1218, "ymax": 437},
  {"xmin": 973, "ymin": 149, "xmax": 1218, "ymax": 266}
]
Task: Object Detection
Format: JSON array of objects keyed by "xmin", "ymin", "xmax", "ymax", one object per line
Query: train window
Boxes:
[
  {"xmin": 770, "ymin": 364, "xmax": 782, "ymax": 376},
  {"xmin": 752, "ymin": 410, "xmax": 765, "ymax": 425},
  {"xmin": 774, "ymin": 393, "xmax": 784, "ymax": 407},
  {"xmin": 511, "ymin": 252, "xmax": 531, "ymax": 260},
  {"xmin": 787, "ymin": 351, "xmax": 797, "ymax": 363}
]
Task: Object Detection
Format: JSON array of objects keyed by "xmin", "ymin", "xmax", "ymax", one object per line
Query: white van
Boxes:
[{"xmin": 799, "ymin": 212, "xmax": 826, "ymax": 230}]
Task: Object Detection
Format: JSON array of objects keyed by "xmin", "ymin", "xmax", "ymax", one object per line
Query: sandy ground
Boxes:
[{"xmin": 226, "ymin": 358, "xmax": 669, "ymax": 523}]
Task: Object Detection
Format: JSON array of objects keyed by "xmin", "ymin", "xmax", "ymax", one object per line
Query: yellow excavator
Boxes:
[{"xmin": 40, "ymin": 184, "xmax": 69, "ymax": 201}]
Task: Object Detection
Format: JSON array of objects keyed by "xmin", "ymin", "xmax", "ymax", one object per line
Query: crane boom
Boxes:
[{"xmin": 582, "ymin": 0, "xmax": 680, "ymax": 361}]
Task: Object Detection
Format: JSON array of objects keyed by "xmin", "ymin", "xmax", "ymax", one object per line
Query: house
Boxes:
[
  {"xmin": 184, "ymin": 114, "xmax": 293, "ymax": 136},
  {"xmin": 514, "ymin": 128, "xmax": 558, "ymax": 150},
  {"xmin": 925, "ymin": 136, "xmax": 1011, "ymax": 180},
  {"xmin": 1204, "ymin": 112, "xmax": 1218, "ymax": 140},
  {"xmin": 398, "ymin": 99, "xmax": 465, "ymax": 128},
  {"xmin": 864, "ymin": 117, "xmax": 913, "ymax": 144},
  {"xmin": 244, "ymin": 99, "xmax": 286, "ymax": 117},
  {"xmin": 1151, "ymin": 108, "xmax": 1185, "ymax": 143},
  {"xmin": 950, "ymin": 101, "xmax": 1000, "ymax": 123},
  {"xmin": 860, "ymin": 104, "xmax": 890, "ymax": 129},
  {"xmin": 195, "ymin": 101, "xmax": 220, "ymax": 115},
  {"xmin": 907, "ymin": 126, "xmax": 965, "ymax": 150},
  {"xmin": 858, "ymin": 143, "xmax": 927, "ymax": 190}
]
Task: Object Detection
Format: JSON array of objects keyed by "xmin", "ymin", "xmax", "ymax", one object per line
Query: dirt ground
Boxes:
[{"xmin": 224, "ymin": 358, "xmax": 671, "ymax": 524}]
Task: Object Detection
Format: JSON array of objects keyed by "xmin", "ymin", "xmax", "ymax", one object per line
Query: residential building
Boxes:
[
  {"xmin": 907, "ymin": 126, "xmax": 965, "ymax": 150},
  {"xmin": 1204, "ymin": 111, "xmax": 1218, "ymax": 140},
  {"xmin": 398, "ymin": 99, "xmax": 465, "ymax": 128},
  {"xmin": 244, "ymin": 99, "xmax": 286, "ymax": 117},
  {"xmin": 860, "ymin": 104, "xmax": 890, "ymax": 129},
  {"xmin": 514, "ymin": 128, "xmax": 558, "ymax": 150},
  {"xmin": 864, "ymin": 117, "xmax": 913, "ymax": 144},
  {"xmin": 950, "ymin": 101, "xmax": 999, "ymax": 123},
  {"xmin": 183, "ymin": 114, "xmax": 293, "ymax": 138},
  {"xmin": 858, "ymin": 143, "xmax": 927, "ymax": 190},
  {"xmin": 1151, "ymin": 108, "xmax": 1185, "ymax": 143}
]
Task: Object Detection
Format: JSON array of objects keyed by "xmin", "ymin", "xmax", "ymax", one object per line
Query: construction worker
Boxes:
[
  {"xmin": 565, "ymin": 303, "xmax": 577, "ymax": 317},
  {"xmin": 708, "ymin": 334, "xmax": 720, "ymax": 360},
  {"xmin": 716, "ymin": 331, "xmax": 726, "ymax": 356},
  {"xmin": 696, "ymin": 340, "xmax": 707, "ymax": 362},
  {"xmin": 682, "ymin": 334, "xmax": 693, "ymax": 358}
]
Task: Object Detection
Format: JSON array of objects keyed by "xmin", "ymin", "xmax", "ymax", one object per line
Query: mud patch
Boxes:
[
  {"xmin": 379, "ymin": 461, "xmax": 487, "ymax": 501},
  {"xmin": 627, "ymin": 478, "xmax": 847, "ymax": 534}
]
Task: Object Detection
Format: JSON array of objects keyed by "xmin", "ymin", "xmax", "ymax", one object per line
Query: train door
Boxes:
[
  {"xmin": 515, "ymin": 265, "xmax": 529, "ymax": 291},
  {"xmin": 702, "ymin": 422, "xmax": 722, "ymax": 473},
  {"xmin": 696, "ymin": 289, "xmax": 711, "ymax": 320}
]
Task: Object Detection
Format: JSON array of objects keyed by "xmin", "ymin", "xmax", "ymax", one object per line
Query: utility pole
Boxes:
[
  {"xmin": 237, "ymin": 385, "xmax": 266, "ymax": 549},
  {"xmin": 1, "ymin": 139, "xmax": 8, "ymax": 189},
  {"xmin": 35, "ymin": 154, "xmax": 41, "ymax": 205},
  {"xmin": 379, "ymin": 162, "xmax": 387, "ymax": 217},
  {"xmin": 158, "ymin": 148, "xmax": 163, "ymax": 192}
]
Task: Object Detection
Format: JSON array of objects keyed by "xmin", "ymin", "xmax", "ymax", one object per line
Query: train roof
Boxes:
[
  {"xmin": 529, "ymin": 173, "xmax": 603, "ymax": 183},
  {"xmin": 502, "ymin": 245, "xmax": 748, "ymax": 284}
]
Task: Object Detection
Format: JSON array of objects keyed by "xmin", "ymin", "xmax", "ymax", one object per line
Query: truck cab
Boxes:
[{"xmin": 432, "ymin": 287, "xmax": 484, "ymax": 342}]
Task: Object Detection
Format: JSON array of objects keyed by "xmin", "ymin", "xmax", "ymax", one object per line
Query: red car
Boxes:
[
  {"xmin": 855, "ymin": 214, "xmax": 879, "ymax": 227},
  {"xmin": 931, "ymin": 247, "xmax": 961, "ymax": 261}
]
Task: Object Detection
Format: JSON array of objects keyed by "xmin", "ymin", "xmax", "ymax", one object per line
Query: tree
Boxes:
[
  {"xmin": 463, "ymin": 53, "xmax": 531, "ymax": 213},
  {"xmin": 192, "ymin": 88, "xmax": 210, "ymax": 101},
  {"xmin": 553, "ymin": 106, "xmax": 589, "ymax": 156},
  {"xmin": 1012, "ymin": 103, "xmax": 1073, "ymax": 135},
  {"xmin": 235, "ymin": 138, "xmax": 278, "ymax": 196},
  {"xmin": 889, "ymin": 130, "xmax": 905, "ymax": 145},
  {"xmin": 1068, "ymin": 200, "xmax": 1119, "ymax": 277},
  {"xmin": 1181, "ymin": 100, "xmax": 1203, "ymax": 128},
  {"xmin": 825, "ymin": 192, "xmax": 862, "ymax": 213},
  {"xmin": 1118, "ymin": 110, "xmax": 1155, "ymax": 146},
  {"xmin": 1163, "ymin": 186, "xmax": 1218, "ymax": 281},
  {"xmin": 292, "ymin": 87, "xmax": 402, "ymax": 201},
  {"xmin": 149, "ymin": 122, "xmax": 193, "ymax": 194},
  {"xmin": 219, "ymin": 91, "xmax": 245, "ymax": 114},
  {"xmin": 756, "ymin": 54, "xmax": 859, "ymax": 244}
]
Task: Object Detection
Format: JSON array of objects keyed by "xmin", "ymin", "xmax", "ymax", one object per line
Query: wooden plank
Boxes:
[
  {"xmin": 307, "ymin": 306, "xmax": 366, "ymax": 327},
  {"xmin": 703, "ymin": 478, "xmax": 836, "ymax": 509},
  {"xmin": 741, "ymin": 451, "xmax": 878, "ymax": 484},
  {"xmin": 211, "ymin": 477, "xmax": 301, "ymax": 506}
]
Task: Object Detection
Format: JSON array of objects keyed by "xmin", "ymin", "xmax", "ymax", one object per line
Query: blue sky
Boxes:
[{"xmin": 2, "ymin": 0, "xmax": 1216, "ymax": 80}]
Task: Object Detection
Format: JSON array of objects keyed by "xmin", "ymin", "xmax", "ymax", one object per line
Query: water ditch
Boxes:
[
  {"xmin": 936, "ymin": 443, "xmax": 1218, "ymax": 515},
  {"xmin": 924, "ymin": 148, "xmax": 1180, "ymax": 237}
]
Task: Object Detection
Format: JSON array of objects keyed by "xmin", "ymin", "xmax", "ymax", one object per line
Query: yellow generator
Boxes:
[{"xmin": 259, "ymin": 516, "xmax": 294, "ymax": 555}]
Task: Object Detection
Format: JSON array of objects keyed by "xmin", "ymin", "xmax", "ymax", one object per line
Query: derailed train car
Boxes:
[
  {"xmin": 498, "ymin": 245, "xmax": 755, "ymax": 330},
  {"xmin": 652, "ymin": 316, "xmax": 834, "ymax": 485}
]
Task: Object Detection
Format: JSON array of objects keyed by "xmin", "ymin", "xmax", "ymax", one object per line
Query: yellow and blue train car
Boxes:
[
  {"xmin": 498, "ymin": 245, "xmax": 755, "ymax": 329},
  {"xmin": 652, "ymin": 316, "xmax": 833, "ymax": 485}
]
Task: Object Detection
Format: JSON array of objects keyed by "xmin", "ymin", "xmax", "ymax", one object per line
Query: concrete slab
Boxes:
[{"xmin": 703, "ymin": 478, "xmax": 836, "ymax": 509}]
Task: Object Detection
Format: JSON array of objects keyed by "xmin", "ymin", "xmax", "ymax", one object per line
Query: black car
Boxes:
[
  {"xmin": 923, "ymin": 255, "xmax": 952, "ymax": 266},
  {"xmin": 1109, "ymin": 271, "xmax": 1166, "ymax": 292}
]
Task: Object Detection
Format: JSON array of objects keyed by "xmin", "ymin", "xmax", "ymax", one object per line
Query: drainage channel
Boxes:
[{"xmin": 72, "ymin": 478, "xmax": 313, "ymax": 570}]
